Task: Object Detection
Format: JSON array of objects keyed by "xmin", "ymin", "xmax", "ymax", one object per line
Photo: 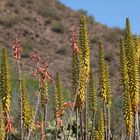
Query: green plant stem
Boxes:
[
  {"xmin": 90, "ymin": 111, "xmax": 96, "ymax": 140},
  {"xmin": 27, "ymin": 64, "xmax": 41, "ymax": 140},
  {"xmin": 80, "ymin": 112, "xmax": 84, "ymax": 140},
  {"xmin": 103, "ymin": 103, "xmax": 107, "ymax": 140},
  {"xmin": 17, "ymin": 59, "xmax": 24, "ymax": 140}
]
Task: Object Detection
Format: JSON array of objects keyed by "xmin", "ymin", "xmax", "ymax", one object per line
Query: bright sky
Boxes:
[{"xmin": 59, "ymin": 0, "xmax": 140, "ymax": 34}]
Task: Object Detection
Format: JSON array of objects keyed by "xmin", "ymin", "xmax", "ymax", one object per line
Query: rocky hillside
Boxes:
[{"xmin": 0, "ymin": 0, "xmax": 124, "ymax": 95}]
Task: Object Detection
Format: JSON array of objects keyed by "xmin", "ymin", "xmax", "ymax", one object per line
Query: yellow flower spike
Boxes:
[
  {"xmin": 120, "ymin": 38, "xmax": 133, "ymax": 136},
  {"xmin": 21, "ymin": 79, "xmax": 34, "ymax": 129},
  {"xmin": 89, "ymin": 69, "xmax": 97, "ymax": 112},
  {"xmin": 41, "ymin": 80, "xmax": 48, "ymax": 110},
  {"xmin": 0, "ymin": 48, "xmax": 11, "ymax": 116},
  {"xmin": 76, "ymin": 15, "xmax": 90, "ymax": 112},
  {"xmin": 98, "ymin": 42, "xmax": 111, "ymax": 106},
  {"xmin": 56, "ymin": 72, "xmax": 64, "ymax": 116},
  {"xmin": 79, "ymin": 15, "xmax": 90, "ymax": 78},
  {"xmin": 97, "ymin": 108, "xmax": 104, "ymax": 140},
  {"xmin": 124, "ymin": 18, "xmax": 139, "ymax": 113},
  {"xmin": 0, "ymin": 119, "xmax": 6, "ymax": 140}
]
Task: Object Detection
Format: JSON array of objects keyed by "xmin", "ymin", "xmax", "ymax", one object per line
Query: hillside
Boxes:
[{"xmin": 0, "ymin": 0, "xmax": 123, "ymax": 95}]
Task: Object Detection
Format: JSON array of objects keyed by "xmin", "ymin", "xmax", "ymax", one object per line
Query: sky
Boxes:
[{"xmin": 59, "ymin": 0, "xmax": 140, "ymax": 34}]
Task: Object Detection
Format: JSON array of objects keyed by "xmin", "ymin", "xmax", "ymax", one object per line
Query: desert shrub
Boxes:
[
  {"xmin": 88, "ymin": 15, "xmax": 95, "ymax": 24},
  {"xmin": 38, "ymin": 6, "xmax": 60, "ymax": 20},
  {"xmin": 105, "ymin": 29, "xmax": 123, "ymax": 43},
  {"xmin": 0, "ymin": 16, "xmax": 19, "ymax": 27},
  {"xmin": 6, "ymin": 0, "xmax": 17, "ymax": 7},
  {"xmin": 51, "ymin": 21, "xmax": 65, "ymax": 33},
  {"xmin": 56, "ymin": 1, "xmax": 66, "ymax": 11},
  {"xmin": 76, "ymin": 9, "xmax": 88, "ymax": 16},
  {"xmin": 6, "ymin": 0, "xmax": 20, "ymax": 13},
  {"xmin": 90, "ymin": 36, "xmax": 100, "ymax": 44},
  {"xmin": 26, "ymin": 0, "xmax": 34, "ymax": 4},
  {"xmin": 55, "ymin": 47, "xmax": 68, "ymax": 55},
  {"xmin": 23, "ymin": 14, "xmax": 35, "ymax": 22},
  {"xmin": 21, "ymin": 39, "xmax": 34, "ymax": 58}
]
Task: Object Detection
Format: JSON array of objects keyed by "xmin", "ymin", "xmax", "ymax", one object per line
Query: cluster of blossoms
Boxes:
[
  {"xmin": 31, "ymin": 51, "xmax": 52, "ymax": 82},
  {"xmin": 63, "ymin": 102, "xmax": 74, "ymax": 109},
  {"xmin": 35, "ymin": 121, "xmax": 48, "ymax": 140},
  {"xmin": 33, "ymin": 65, "xmax": 52, "ymax": 82},
  {"xmin": 55, "ymin": 102, "xmax": 74, "ymax": 127},
  {"xmin": 70, "ymin": 27, "xmax": 80, "ymax": 53},
  {"xmin": 5, "ymin": 117, "xmax": 13, "ymax": 133},
  {"xmin": 56, "ymin": 115, "xmax": 63, "ymax": 127},
  {"xmin": 12, "ymin": 38, "xmax": 22, "ymax": 59}
]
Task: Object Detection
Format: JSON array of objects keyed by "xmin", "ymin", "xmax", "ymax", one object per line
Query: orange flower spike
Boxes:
[
  {"xmin": 56, "ymin": 109, "xmax": 63, "ymax": 118},
  {"xmin": 41, "ymin": 134, "xmax": 48, "ymax": 140},
  {"xmin": 70, "ymin": 28, "xmax": 80, "ymax": 53},
  {"xmin": 12, "ymin": 38, "xmax": 22, "ymax": 59},
  {"xmin": 56, "ymin": 117, "xmax": 63, "ymax": 127},
  {"xmin": 5, "ymin": 118, "xmax": 13, "ymax": 133},
  {"xmin": 38, "ymin": 65, "xmax": 52, "ymax": 81},
  {"xmin": 41, "ymin": 70, "xmax": 52, "ymax": 81},
  {"xmin": 37, "ymin": 66, "xmax": 44, "ymax": 73},
  {"xmin": 63, "ymin": 102, "xmax": 74, "ymax": 109}
]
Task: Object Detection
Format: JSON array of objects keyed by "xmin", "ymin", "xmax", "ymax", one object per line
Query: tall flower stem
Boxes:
[
  {"xmin": 80, "ymin": 112, "xmax": 84, "ymax": 140},
  {"xmin": 27, "ymin": 64, "xmax": 41, "ymax": 140},
  {"xmin": 90, "ymin": 111, "xmax": 96, "ymax": 140},
  {"xmin": 17, "ymin": 59, "xmax": 24, "ymax": 140}
]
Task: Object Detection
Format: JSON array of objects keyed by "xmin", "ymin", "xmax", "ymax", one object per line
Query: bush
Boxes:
[
  {"xmin": 21, "ymin": 39, "xmax": 34, "ymax": 58},
  {"xmin": 38, "ymin": 6, "xmax": 60, "ymax": 20},
  {"xmin": 88, "ymin": 15, "xmax": 95, "ymax": 24},
  {"xmin": 55, "ymin": 47, "xmax": 68, "ymax": 55},
  {"xmin": 90, "ymin": 36, "xmax": 100, "ymax": 44},
  {"xmin": 51, "ymin": 21, "xmax": 65, "ymax": 33},
  {"xmin": 0, "ymin": 16, "xmax": 19, "ymax": 27},
  {"xmin": 27, "ymin": 0, "xmax": 34, "ymax": 4},
  {"xmin": 23, "ymin": 14, "xmax": 35, "ymax": 22},
  {"xmin": 76, "ymin": 9, "xmax": 88, "ymax": 16},
  {"xmin": 6, "ymin": 0, "xmax": 20, "ymax": 13},
  {"xmin": 6, "ymin": 0, "xmax": 17, "ymax": 7}
]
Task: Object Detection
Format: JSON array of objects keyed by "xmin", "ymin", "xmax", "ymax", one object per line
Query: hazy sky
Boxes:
[{"xmin": 59, "ymin": 0, "xmax": 140, "ymax": 34}]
